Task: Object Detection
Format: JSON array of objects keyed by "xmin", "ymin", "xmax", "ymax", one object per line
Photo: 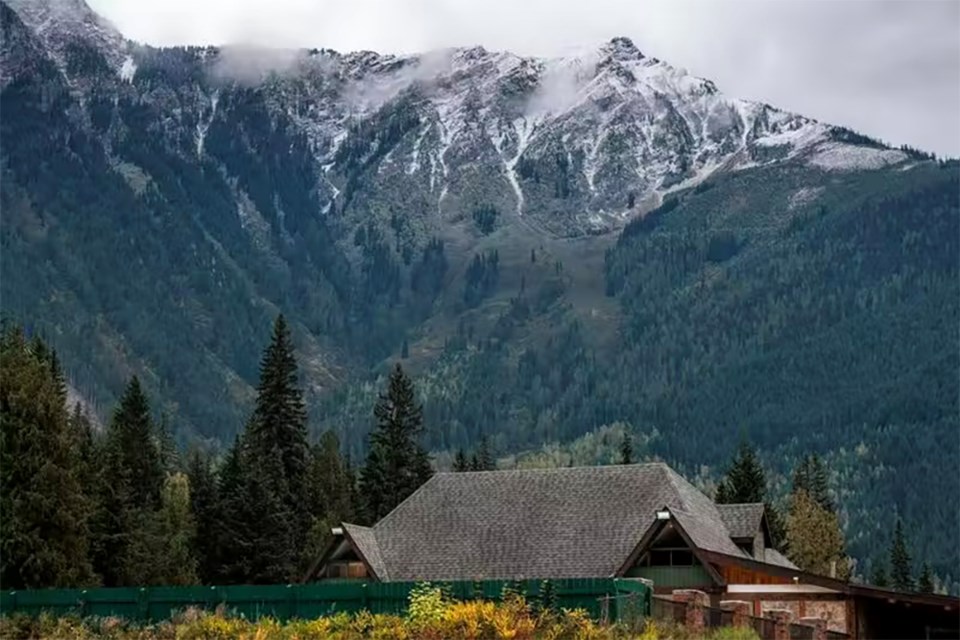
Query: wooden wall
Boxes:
[{"xmin": 720, "ymin": 564, "xmax": 791, "ymax": 585}]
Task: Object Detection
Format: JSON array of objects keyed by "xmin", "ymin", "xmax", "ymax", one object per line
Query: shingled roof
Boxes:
[
  {"xmin": 716, "ymin": 503, "xmax": 765, "ymax": 540},
  {"xmin": 329, "ymin": 463, "xmax": 765, "ymax": 581}
]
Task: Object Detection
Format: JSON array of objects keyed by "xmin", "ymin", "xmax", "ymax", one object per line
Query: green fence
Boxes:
[{"xmin": 0, "ymin": 578, "xmax": 650, "ymax": 623}]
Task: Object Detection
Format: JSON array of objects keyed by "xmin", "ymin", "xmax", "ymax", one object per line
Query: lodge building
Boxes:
[{"xmin": 305, "ymin": 463, "xmax": 959, "ymax": 639}]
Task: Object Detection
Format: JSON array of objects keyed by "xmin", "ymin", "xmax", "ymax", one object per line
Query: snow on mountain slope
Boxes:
[{"xmin": 5, "ymin": 0, "xmax": 909, "ymax": 236}]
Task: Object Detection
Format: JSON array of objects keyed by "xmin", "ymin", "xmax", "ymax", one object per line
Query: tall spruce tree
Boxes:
[
  {"xmin": 0, "ymin": 326, "xmax": 96, "ymax": 588},
  {"xmin": 223, "ymin": 315, "xmax": 311, "ymax": 583},
  {"xmin": 871, "ymin": 560, "xmax": 889, "ymax": 588},
  {"xmin": 211, "ymin": 437, "xmax": 253, "ymax": 584},
  {"xmin": 452, "ymin": 448, "xmax": 470, "ymax": 471},
  {"xmin": 92, "ymin": 376, "xmax": 165, "ymax": 586},
  {"xmin": 302, "ymin": 431, "xmax": 356, "ymax": 572},
  {"xmin": 360, "ymin": 363, "xmax": 432, "ymax": 522},
  {"xmin": 792, "ymin": 454, "xmax": 833, "ymax": 513},
  {"xmin": 716, "ymin": 440, "xmax": 786, "ymax": 550},
  {"xmin": 620, "ymin": 431, "xmax": 633, "ymax": 465},
  {"xmin": 890, "ymin": 518, "xmax": 913, "ymax": 591},
  {"xmin": 717, "ymin": 441, "xmax": 766, "ymax": 503},
  {"xmin": 473, "ymin": 436, "xmax": 495, "ymax": 471},
  {"xmin": 186, "ymin": 450, "xmax": 219, "ymax": 584},
  {"xmin": 245, "ymin": 315, "xmax": 309, "ymax": 527},
  {"xmin": 917, "ymin": 562, "xmax": 934, "ymax": 594}
]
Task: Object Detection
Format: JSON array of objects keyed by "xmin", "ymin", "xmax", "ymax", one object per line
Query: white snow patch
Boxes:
[
  {"xmin": 504, "ymin": 117, "xmax": 536, "ymax": 216},
  {"xmin": 119, "ymin": 56, "xmax": 137, "ymax": 83},
  {"xmin": 808, "ymin": 144, "xmax": 907, "ymax": 171},
  {"xmin": 195, "ymin": 91, "xmax": 219, "ymax": 157},
  {"xmin": 754, "ymin": 122, "xmax": 826, "ymax": 149},
  {"xmin": 788, "ymin": 186, "xmax": 824, "ymax": 210},
  {"xmin": 407, "ymin": 126, "xmax": 428, "ymax": 175}
]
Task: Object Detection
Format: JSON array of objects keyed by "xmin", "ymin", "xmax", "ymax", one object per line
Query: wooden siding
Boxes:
[{"xmin": 722, "ymin": 564, "xmax": 791, "ymax": 585}]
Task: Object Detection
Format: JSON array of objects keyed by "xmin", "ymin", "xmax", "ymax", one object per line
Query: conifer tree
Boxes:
[
  {"xmin": 890, "ymin": 518, "xmax": 913, "ymax": 591},
  {"xmin": 0, "ymin": 327, "xmax": 96, "ymax": 588},
  {"xmin": 94, "ymin": 376, "xmax": 165, "ymax": 585},
  {"xmin": 186, "ymin": 450, "xmax": 219, "ymax": 584},
  {"xmin": 620, "ymin": 431, "xmax": 633, "ymax": 465},
  {"xmin": 716, "ymin": 440, "xmax": 785, "ymax": 549},
  {"xmin": 302, "ymin": 430, "xmax": 356, "ymax": 572},
  {"xmin": 157, "ymin": 412, "xmax": 179, "ymax": 473},
  {"xmin": 245, "ymin": 315, "xmax": 309, "ymax": 531},
  {"xmin": 211, "ymin": 437, "xmax": 253, "ymax": 584},
  {"xmin": 220, "ymin": 315, "xmax": 311, "ymax": 583},
  {"xmin": 917, "ymin": 562, "xmax": 934, "ymax": 593},
  {"xmin": 473, "ymin": 435, "xmax": 495, "ymax": 471},
  {"xmin": 360, "ymin": 363, "xmax": 432, "ymax": 522},
  {"xmin": 717, "ymin": 441, "xmax": 766, "ymax": 503},
  {"xmin": 792, "ymin": 454, "xmax": 833, "ymax": 513},
  {"xmin": 453, "ymin": 448, "xmax": 470, "ymax": 471},
  {"xmin": 105, "ymin": 377, "xmax": 165, "ymax": 510},
  {"xmin": 871, "ymin": 560, "xmax": 889, "ymax": 588}
]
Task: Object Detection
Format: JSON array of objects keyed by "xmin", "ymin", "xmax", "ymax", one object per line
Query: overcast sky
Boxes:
[{"xmin": 87, "ymin": 0, "xmax": 960, "ymax": 157}]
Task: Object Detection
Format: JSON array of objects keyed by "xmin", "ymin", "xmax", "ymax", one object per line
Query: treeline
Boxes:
[
  {"xmin": 0, "ymin": 317, "xmax": 433, "ymax": 589},
  {"xmin": 711, "ymin": 441, "xmax": 944, "ymax": 593}
]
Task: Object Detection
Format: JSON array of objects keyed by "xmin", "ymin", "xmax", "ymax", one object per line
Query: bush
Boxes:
[{"xmin": 0, "ymin": 600, "xmax": 760, "ymax": 639}]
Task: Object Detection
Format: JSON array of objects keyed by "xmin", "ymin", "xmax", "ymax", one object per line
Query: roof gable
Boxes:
[{"xmin": 716, "ymin": 503, "xmax": 765, "ymax": 540}]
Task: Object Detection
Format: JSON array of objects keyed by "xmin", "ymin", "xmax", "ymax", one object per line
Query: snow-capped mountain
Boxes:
[{"xmin": 3, "ymin": 0, "xmax": 908, "ymax": 237}]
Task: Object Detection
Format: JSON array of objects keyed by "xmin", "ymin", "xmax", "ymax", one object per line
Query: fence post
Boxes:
[
  {"xmin": 671, "ymin": 589, "xmax": 708, "ymax": 633},
  {"xmin": 720, "ymin": 600, "xmax": 751, "ymax": 627},
  {"xmin": 799, "ymin": 617, "xmax": 827, "ymax": 640},
  {"xmin": 767, "ymin": 608, "xmax": 793, "ymax": 640}
]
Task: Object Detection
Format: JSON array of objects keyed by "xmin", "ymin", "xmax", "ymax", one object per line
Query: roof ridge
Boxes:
[{"xmin": 434, "ymin": 462, "xmax": 670, "ymax": 476}]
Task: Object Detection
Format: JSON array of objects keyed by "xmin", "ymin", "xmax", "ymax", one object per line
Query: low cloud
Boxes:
[{"xmin": 210, "ymin": 44, "xmax": 306, "ymax": 86}]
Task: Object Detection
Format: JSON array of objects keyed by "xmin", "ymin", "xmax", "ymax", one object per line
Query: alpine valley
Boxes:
[{"xmin": 1, "ymin": 0, "xmax": 957, "ymax": 585}]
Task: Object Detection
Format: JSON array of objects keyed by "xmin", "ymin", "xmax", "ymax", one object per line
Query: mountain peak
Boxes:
[
  {"xmin": 5, "ymin": 0, "xmax": 126, "ymax": 68},
  {"xmin": 600, "ymin": 36, "xmax": 643, "ymax": 61}
]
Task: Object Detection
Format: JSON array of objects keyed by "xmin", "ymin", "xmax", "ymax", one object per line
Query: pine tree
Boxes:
[
  {"xmin": 871, "ymin": 560, "xmax": 889, "ymax": 588},
  {"xmin": 302, "ymin": 431, "xmax": 356, "ymax": 572},
  {"xmin": 474, "ymin": 436, "xmax": 495, "ymax": 471},
  {"xmin": 157, "ymin": 412, "xmax": 179, "ymax": 473},
  {"xmin": 717, "ymin": 440, "xmax": 785, "ymax": 550},
  {"xmin": 222, "ymin": 315, "xmax": 311, "ymax": 582},
  {"xmin": 792, "ymin": 454, "xmax": 833, "ymax": 513},
  {"xmin": 360, "ymin": 363, "xmax": 433, "ymax": 522},
  {"xmin": 0, "ymin": 327, "xmax": 96, "ymax": 588},
  {"xmin": 212, "ymin": 437, "xmax": 253, "ymax": 584},
  {"xmin": 718, "ymin": 441, "xmax": 766, "ymax": 503},
  {"xmin": 620, "ymin": 431, "xmax": 633, "ymax": 465},
  {"xmin": 453, "ymin": 448, "xmax": 470, "ymax": 471},
  {"xmin": 917, "ymin": 562, "xmax": 934, "ymax": 593},
  {"xmin": 106, "ymin": 377, "xmax": 165, "ymax": 509},
  {"xmin": 890, "ymin": 518, "xmax": 913, "ymax": 591},
  {"xmin": 186, "ymin": 450, "xmax": 219, "ymax": 584},
  {"xmin": 94, "ymin": 376, "xmax": 165, "ymax": 586},
  {"xmin": 245, "ymin": 315, "xmax": 309, "ymax": 532}
]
